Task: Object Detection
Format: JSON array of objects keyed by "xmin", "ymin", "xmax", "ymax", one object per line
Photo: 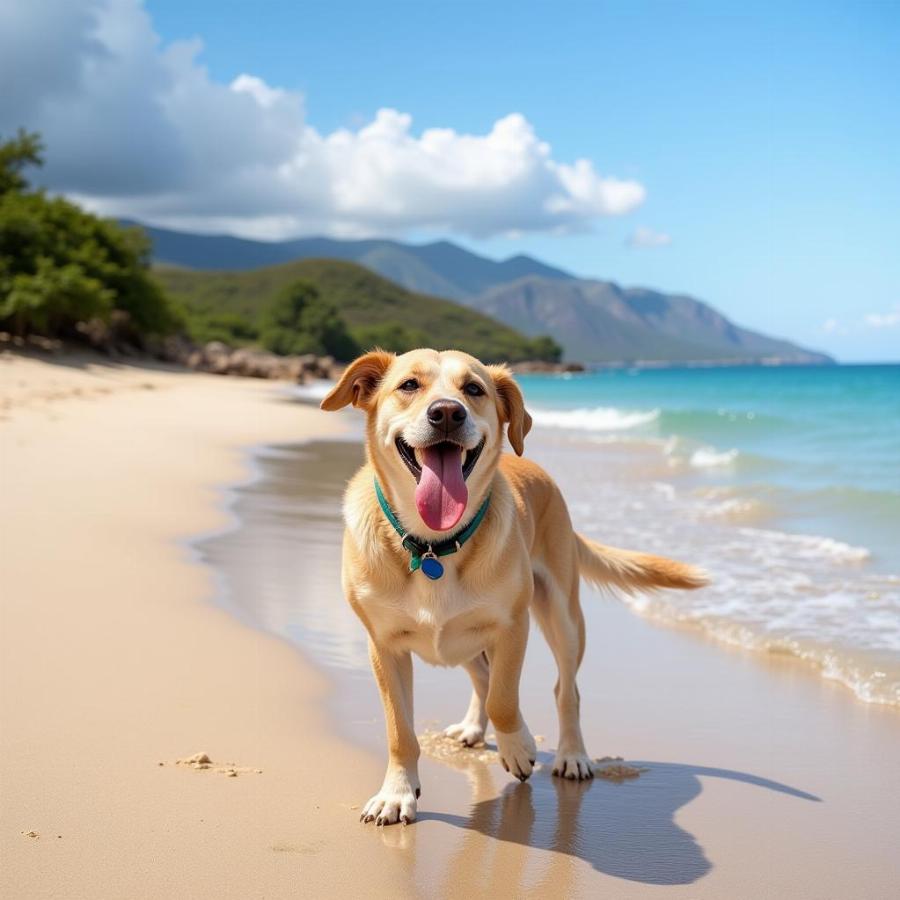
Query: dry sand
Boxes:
[
  {"xmin": 2, "ymin": 350, "xmax": 899, "ymax": 899},
  {"xmin": 1, "ymin": 351, "xmax": 413, "ymax": 898}
]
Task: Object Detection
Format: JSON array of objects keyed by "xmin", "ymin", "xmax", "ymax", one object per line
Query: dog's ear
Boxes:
[
  {"xmin": 320, "ymin": 350, "xmax": 395, "ymax": 411},
  {"xmin": 488, "ymin": 365, "xmax": 532, "ymax": 456}
]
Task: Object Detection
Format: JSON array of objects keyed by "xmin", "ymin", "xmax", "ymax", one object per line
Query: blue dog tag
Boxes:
[{"xmin": 421, "ymin": 555, "xmax": 444, "ymax": 580}]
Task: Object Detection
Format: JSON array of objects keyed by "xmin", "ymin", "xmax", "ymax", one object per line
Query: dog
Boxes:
[{"xmin": 321, "ymin": 348, "xmax": 706, "ymax": 826}]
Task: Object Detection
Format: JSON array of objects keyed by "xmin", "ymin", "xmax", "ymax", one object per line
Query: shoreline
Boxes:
[
  {"xmin": 208, "ymin": 432, "xmax": 900, "ymax": 716},
  {"xmin": 3, "ymin": 352, "xmax": 899, "ymax": 898}
]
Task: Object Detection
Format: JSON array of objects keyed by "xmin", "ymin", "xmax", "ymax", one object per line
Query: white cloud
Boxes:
[
  {"xmin": 820, "ymin": 306, "xmax": 900, "ymax": 336},
  {"xmin": 230, "ymin": 74, "xmax": 289, "ymax": 110},
  {"xmin": 863, "ymin": 307, "xmax": 900, "ymax": 329},
  {"xmin": 627, "ymin": 226, "xmax": 672, "ymax": 248},
  {"xmin": 0, "ymin": 0, "xmax": 645, "ymax": 239}
]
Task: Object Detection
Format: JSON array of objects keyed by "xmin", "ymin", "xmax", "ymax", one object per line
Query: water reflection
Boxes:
[
  {"xmin": 198, "ymin": 440, "xmax": 370, "ymax": 671},
  {"xmin": 420, "ymin": 750, "xmax": 820, "ymax": 888}
]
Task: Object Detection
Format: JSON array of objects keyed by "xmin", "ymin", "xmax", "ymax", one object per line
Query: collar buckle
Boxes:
[{"xmin": 401, "ymin": 534, "xmax": 425, "ymax": 556}]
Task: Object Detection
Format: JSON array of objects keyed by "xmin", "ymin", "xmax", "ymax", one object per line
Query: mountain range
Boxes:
[{"xmin": 131, "ymin": 221, "xmax": 833, "ymax": 365}]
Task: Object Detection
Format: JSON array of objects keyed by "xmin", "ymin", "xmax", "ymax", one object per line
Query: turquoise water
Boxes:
[
  {"xmin": 520, "ymin": 365, "xmax": 900, "ymax": 565},
  {"xmin": 516, "ymin": 365, "xmax": 900, "ymax": 707}
]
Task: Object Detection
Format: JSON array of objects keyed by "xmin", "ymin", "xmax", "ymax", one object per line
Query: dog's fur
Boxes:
[{"xmin": 321, "ymin": 349, "xmax": 706, "ymax": 826}]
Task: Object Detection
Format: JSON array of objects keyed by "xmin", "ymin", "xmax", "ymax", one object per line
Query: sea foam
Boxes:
[
  {"xmin": 530, "ymin": 405, "xmax": 659, "ymax": 432},
  {"xmin": 532, "ymin": 427, "xmax": 898, "ymax": 709},
  {"xmin": 689, "ymin": 446, "xmax": 739, "ymax": 468}
]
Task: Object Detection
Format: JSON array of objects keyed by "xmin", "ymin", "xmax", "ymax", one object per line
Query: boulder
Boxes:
[
  {"xmin": 74, "ymin": 310, "xmax": 142, "ymax": 356},
  {"xmin": 202, "ymin": 340, "xmax": 231, "ymax": 363}
]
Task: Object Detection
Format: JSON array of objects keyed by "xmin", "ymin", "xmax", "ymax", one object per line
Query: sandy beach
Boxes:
[
  {"xmin": 2, "ymin": 351, "xmax": 899, "ymax": 899},
  {"xmin": 0, "ymin": 352, "xmax": 412, "ymax": 897}
]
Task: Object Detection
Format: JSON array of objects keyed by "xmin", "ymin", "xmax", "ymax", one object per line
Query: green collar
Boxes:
[{"xmin": 374, "ymin": 477, "xmax": 491, "ymax": 580}]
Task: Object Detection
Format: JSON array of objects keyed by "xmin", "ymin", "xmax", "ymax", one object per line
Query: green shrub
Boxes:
[
  {"xmin": 351, "ymin": 322, "xmax": 432, "ymax": 353},
  {"xmin": 524, "ymin": 335, "xmax": 563, "ymax": 363},
  {"xmin": 0, "ymin": 130, "xmax": 180, "ymax": 340},
  {"xmin": 259, "ymin": 279, "xmax": 359, "ymax": 360},
  {"xmin": 178, "ymin": 308, "xmax": 259, "ymax": 346}
]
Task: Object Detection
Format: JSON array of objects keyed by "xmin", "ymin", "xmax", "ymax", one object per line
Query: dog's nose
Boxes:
[{"xmin": 427, "ymin": 398, "xmax": 467, "ymax": 430}]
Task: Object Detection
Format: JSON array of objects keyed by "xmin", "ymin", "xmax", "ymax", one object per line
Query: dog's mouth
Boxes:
[
  {"xmin": 395, "ymin": 436, "xmax": 485, "ymax": 482},
  {"xmin": 395, "ymin": 436, "xmax": 486, "ymax": 532}
]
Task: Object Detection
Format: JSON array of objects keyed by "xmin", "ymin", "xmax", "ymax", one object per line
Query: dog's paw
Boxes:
[
  {"xmin": 552, "ymin": 750, "xmax": 594, "ymax": 781},
  {"xmin": 360, "ymin": 772, "xmax": 420, "ymax": 826},
  {"xmin": 495, "ymin": 725, "xmax": 537, "ymax": 781},
  {"xmin": 444, "ymin": 719, "xmax": 485, "ymax": 747},
  {"xmin": 360, "ymin": 789, "xmax": 417, "ymax": 826}
]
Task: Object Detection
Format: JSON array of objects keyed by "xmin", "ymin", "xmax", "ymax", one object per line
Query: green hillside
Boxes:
[{"xmin": 154, "ymin": 258, "xmax": 561, "ymax": 363}]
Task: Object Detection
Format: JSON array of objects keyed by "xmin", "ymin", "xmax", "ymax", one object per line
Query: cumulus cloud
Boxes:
[
  {"xmin": 627, "ymin": 226, "xmax": 672, "ymax": 248},
  {"xmin": 0, "ymin": 0, "xmax": 645, "ymax": 239}
]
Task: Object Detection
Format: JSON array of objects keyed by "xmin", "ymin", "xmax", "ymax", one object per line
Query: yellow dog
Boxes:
[{"xmin": 322, "ymin": 349, "xmax": 705, "ymax": 825}]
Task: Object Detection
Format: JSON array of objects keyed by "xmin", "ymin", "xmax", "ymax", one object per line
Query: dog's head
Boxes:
[{"xmin": 321, "ymin": 349, "xmax": 531, "ymax": 535}]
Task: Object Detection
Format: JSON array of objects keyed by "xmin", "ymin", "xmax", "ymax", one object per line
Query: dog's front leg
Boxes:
[
  {"xmin": 487, "ymin": 609, "xmax": 536, "ymax": 781},
  {"xmin": 361, "ymin": 637, "xmax": 420, "ymax": 825}
]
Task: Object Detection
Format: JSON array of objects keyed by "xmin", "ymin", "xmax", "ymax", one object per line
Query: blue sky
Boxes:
[{"xmin": 4, "ymin": 1, "xmax": 898, "ymax": 360}]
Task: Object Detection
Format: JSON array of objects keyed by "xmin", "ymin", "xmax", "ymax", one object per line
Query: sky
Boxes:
[{"xmin": 1, "ymin": 0, "xmax": 898, "ymax": 361}]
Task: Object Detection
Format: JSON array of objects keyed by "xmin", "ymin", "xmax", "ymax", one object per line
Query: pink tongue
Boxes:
[{"xmin": 415, "ymin": 444, "xmax": 468, "ymax": 531}]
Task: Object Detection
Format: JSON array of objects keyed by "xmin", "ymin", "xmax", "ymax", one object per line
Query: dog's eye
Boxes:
[
  {"xmin": 463, "ymin": 382, "xmax": 485, "ymax": 397},
  {"xmin": 398, "ymin": 379, "xmax": 420, "ymax": 393}
]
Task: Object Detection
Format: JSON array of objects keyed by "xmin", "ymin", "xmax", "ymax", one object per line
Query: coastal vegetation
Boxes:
[
  {"xmin": 257, "ymin": 279, "xmax": 359, "ymax": 360},
  {"xmin": 0, "ymin": 131, "xmax": 179, "ymax": 341}
]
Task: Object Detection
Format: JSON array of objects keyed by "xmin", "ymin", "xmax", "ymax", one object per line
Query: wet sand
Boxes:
[
  {"xmin": 201, "ymin": 437, "xmax": 900, "ymax": 898},
  {"xmin": 2, "ymin": 352, "xmax": 899, "ymax": 898}
]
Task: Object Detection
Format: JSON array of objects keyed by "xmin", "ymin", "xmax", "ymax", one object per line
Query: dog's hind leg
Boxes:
[
  {"xmin": 531, "ymin": 568, "xmax": 594, "ymax": 780},
  {"xmin": 444, "ymin": 652, "xmax": 490, "ymax": 747}
]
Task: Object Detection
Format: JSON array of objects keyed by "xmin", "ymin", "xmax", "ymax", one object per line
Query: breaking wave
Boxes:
[
  {"xmin": 689, "ymin": 446, "xmax": 740, "ymax": 468},
  {"xmin": 530, "ymin": 405, "xmax": 660, "ymax": 432}
]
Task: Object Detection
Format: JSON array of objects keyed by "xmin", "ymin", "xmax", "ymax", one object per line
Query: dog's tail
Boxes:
[{"xmin": 575, "ymin": 533, "xmax": 708, "ymax": 595}]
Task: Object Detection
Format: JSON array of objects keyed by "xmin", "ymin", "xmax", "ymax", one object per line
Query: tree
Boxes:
[
  {"xmin": 525, "ymin": 335, "xmax": 563, "ymax": 363},
  {"xmin": 0, "ymin": 130, "xmax": 180, "ymax": 340},
  {"xmin": 259, "ymin": 279, "xmax": 359, "ymax": 360},
  {"xmin": 0, "ymin": 129, "xmax": 43, "ymax": 196}
]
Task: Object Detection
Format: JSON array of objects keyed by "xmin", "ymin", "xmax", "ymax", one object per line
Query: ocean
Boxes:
[{"xmin": 518, "ymin": 364, "xmax": 900, "ymax": 707}]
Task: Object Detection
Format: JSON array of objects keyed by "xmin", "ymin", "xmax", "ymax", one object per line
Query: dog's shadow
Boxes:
[{"xmin": 420, "ymin": 749, "xmax": 820, "ymax": 886}]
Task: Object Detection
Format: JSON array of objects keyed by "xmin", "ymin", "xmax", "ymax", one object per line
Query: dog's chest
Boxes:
[{"xmin": 360, "ymin": 570, "xmax": 507, "ymax": 667}]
